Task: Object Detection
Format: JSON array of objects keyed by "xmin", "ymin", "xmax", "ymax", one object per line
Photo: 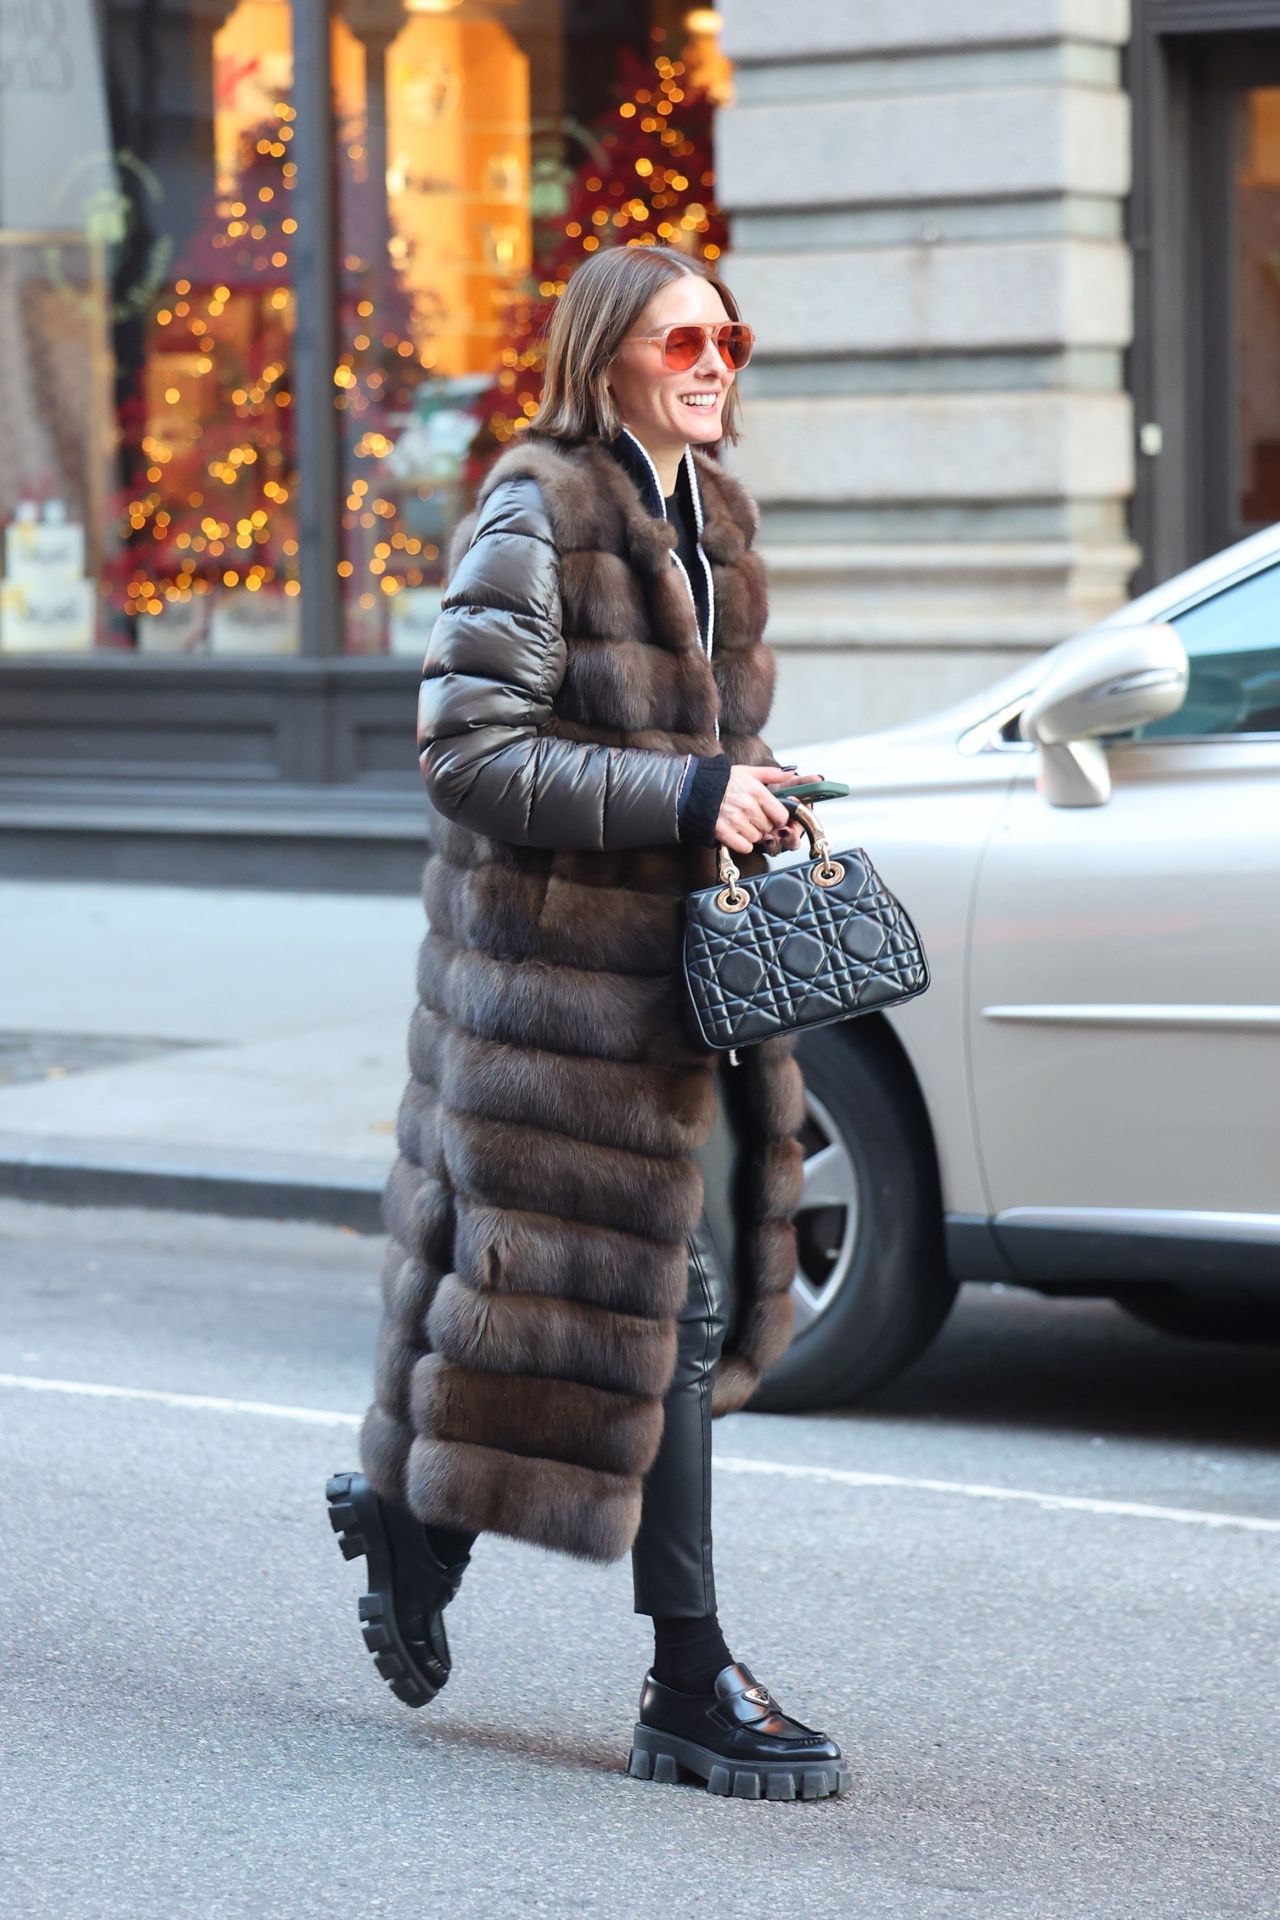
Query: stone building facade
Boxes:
[{"xmin": 716, "ymin": 0, "xmax": 1137, "ymax": 737}]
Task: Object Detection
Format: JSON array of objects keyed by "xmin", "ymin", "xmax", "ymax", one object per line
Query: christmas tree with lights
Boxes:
[
  {"xmin": 468, "ymin": 34, "xmax": 728, "ymax": 474},
  {"xmin": 107, "ymin": 95, "xmax": 432, "ymax": 645}
]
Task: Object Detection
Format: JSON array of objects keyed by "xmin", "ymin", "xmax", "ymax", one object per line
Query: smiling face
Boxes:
[{"xmin": 607, "ymin": 270, "xmax": 735, "ymax": 469}]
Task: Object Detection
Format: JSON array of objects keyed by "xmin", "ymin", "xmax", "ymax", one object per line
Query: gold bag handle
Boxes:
[{"xmin": 714, "ymin": 798, "xmax": 845, "ymax": 911}]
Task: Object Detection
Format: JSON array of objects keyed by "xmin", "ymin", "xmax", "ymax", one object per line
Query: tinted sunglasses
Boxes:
[{"xmin": 622, "ymin": 321, "xmax": 755, "ymax": 373}]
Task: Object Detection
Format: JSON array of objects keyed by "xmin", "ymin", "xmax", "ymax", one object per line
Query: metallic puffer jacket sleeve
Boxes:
[{"xmin": 416, "ymin": 474, "xmax": 690, "ymax": 851}]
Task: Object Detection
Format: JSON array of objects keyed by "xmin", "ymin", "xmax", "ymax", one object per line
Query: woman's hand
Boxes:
[
  {"xmin": 756, "ymin": 818, "xmax": 805, "ymax": 857},
  {"xmin": 713, "ymin": 764, "xmax": 825, "ymax": 856}
]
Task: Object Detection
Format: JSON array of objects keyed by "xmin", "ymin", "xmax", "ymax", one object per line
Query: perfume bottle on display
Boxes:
[{"xmin": 0, "ymin": 499, "xmax": 95, "ymax": 653}]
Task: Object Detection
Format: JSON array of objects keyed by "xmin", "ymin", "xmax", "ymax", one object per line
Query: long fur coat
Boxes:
[{"xmin": 359, "ymin": 434, "xmax": 806, "ymax": 1564}]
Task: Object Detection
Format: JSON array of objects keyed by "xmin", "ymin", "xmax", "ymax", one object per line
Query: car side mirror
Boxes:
[{"xmin": 1018, "ymin": 622, "xmax": 1188, "ymax": 807}]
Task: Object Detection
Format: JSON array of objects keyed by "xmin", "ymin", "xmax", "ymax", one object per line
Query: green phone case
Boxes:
[{"xmin": 773, "ymin": 779, "xmax": 851, "ymax": 802}]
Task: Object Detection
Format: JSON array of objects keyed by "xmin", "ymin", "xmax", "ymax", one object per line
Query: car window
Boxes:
[{"xmin": 1131, "ymin": 562, "xmax": 1280, "ymax": 740}]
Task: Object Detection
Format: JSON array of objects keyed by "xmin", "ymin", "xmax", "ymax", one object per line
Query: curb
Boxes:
[{"xmin": 0, "ymin": 1144, "xmax": 385, "ymax": 1233}]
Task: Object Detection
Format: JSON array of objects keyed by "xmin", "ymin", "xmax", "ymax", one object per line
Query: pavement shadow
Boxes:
[
  {"xmin": 407, "ymin": 1715, "xmax": 624, "ymax": 1777},
  {"xmin": 859, "ymin": 1285, "xmax": 1280, "ymax": 1452}
]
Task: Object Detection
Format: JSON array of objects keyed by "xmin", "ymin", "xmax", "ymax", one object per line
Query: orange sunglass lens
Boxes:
[
  {"xmin": 718, "ymin": 325, "xmax": 753, "ymax": 369},
  {"xmin": 661, "ymin": 325, "xmax": 753, "ymax": 371},
  {"xmin": 662, "ymin": 326, "xmax": 706, "ymax": 371}
]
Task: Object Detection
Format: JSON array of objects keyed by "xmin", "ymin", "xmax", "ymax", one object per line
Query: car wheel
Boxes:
[
  {"xmin": 749, "ymin": 1022, "xmax": 957, "ymax": 1412},
  {"xmin": 1114, "ymin": 1287, "xmax": 1280, "ymax": 1345}
]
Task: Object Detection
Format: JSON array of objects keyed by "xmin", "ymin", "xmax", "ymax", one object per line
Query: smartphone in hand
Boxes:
[{"xmin": 773, "ymin": 780, "xmax": 851, "ymax": 803}]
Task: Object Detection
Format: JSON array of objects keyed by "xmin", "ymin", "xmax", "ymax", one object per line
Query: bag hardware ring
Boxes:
[{"xmin": 714, "ymin": 884, "xmax": 750, "ymax": 912}]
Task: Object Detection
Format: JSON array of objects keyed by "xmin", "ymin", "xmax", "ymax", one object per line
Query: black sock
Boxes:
[
  {"xmin": 424, "ymin": 1523, "xmax": 476, "ymax": 1568},
  {"xmin": 651, "ymin": 1613, "xmax": 732, "ymax": 1695}
]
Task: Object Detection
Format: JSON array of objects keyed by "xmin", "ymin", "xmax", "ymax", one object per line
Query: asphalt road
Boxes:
[{"xmin": 2, "ymin": 1197, "xmax": 1277, "ymax": 1920}]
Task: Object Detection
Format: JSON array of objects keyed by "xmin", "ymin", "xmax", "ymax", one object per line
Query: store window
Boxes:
[
  {"xmin": 333, "ymin": 0, "xmax": 732, "ymax": 655},
  {"xmin": 0, "ymin": 0, "xmax": 730, "ymax": 660},
  {"xmin": 1236, "ymin": 87, "xmax": 1280, "ymax": 534},
  {"xmin": 0, "ymin": 0, "xmax": 124, "ymax": 656}
]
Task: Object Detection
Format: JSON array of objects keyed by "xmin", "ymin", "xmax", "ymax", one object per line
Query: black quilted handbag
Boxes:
[{"xmin": 682, "ymin": 799, "xmax": 930, "ymax": 1055}]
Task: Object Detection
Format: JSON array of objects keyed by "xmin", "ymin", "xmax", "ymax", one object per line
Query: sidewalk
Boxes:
[{"xmin": 1, "ymin": 880, "xmax": 426, "ymax": 1228}]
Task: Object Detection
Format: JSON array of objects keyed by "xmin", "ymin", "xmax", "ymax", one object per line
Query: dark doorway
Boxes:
[{"xmin": 1129, "ymin": 4, "xmax": 1280, "ymax": 588}]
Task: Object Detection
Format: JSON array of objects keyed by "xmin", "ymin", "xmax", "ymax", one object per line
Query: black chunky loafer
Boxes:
[
  {"xmin": 628, "ymin": 1661, "xmax": 851, "ymax": 1801},
  {"xmin": 325, "ymin": 1470, "xmax": 468, "ymax": 1709}
]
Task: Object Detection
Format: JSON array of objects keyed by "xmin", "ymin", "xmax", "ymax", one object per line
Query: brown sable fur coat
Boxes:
[{"xmin": 359, "ymin": 433, "xmax": 805, "ymax": 1564}]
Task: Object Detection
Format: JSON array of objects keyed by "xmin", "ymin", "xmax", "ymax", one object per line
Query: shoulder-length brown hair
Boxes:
[{"xmin": 530, "ymin": 245, "xmax": 745, "ymax": 446}]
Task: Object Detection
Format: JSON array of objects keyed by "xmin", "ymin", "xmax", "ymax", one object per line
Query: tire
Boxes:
[
  {"xmin": 749, "ymin": 1020, "xmax": 957, "ymax": 1413},
  {"xmin": 1114, "ymin": 1287, "xmax": 1280, "ymax": 1345}
]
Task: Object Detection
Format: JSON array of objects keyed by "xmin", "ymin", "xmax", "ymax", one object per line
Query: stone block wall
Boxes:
[{"xmin": 716, "ymin": 0, "xmax": 1138, "ymax": 738}]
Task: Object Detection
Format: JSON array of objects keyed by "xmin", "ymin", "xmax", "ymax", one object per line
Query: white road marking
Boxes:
[
  {"xmin": 712, "ymin": 1455, "xmax": 1280, "ymax": 1535},
  {"xmin": 0, "ymin": 1371, "xmax": 360, "ymax": 1429},
  {"xmin": 3, "ymin": 1370, "xmax": 1277, "ymax": 1537}
]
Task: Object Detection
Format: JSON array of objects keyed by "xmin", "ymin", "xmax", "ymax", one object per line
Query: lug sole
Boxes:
[
  {"xmin": 626, "ymin": 1724, "xmax": 850, "ymax": 1802},
  {"xmin": 325, "ymin": 1471, "xmax": 447, "ymax": 1710}
]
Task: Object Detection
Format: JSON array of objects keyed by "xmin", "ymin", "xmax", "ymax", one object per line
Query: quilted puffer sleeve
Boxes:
[{"xmin": 416, "ymin": 474, "xmax": 691, "ymax": 850}]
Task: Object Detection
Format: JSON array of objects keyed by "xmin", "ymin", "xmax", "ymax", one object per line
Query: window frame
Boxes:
[
  {"xmin": 1140, "ymin": 555, "xmax": 1280, "ymax": 742},
  {"xmin": 963, "ymin": 552, "xmax": 1280, "ymax": 754},
  {"xmin": 290, "ymin": 0, "xmax": 342, "ymax": 658}
]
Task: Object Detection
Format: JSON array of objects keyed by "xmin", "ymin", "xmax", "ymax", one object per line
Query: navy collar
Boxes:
[
  {"xmin": 602, "ymin": 427, "xmax": 714, "ymax": 662},
  {"xmin": 605, "ymin": 427, "xmax": 706, "ymax": 535}
]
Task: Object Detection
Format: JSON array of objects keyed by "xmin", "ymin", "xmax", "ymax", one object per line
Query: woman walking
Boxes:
[{"xmin": 327, "ymin": 243, "xmax": 850, "ymax": 1802}]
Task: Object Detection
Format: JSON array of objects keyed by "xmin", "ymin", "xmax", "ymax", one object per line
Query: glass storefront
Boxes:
[
  {"xmin": 0, "ymin": 0, "xmax": 731, "ymax": 660},
  {"xmin": 1236, "ymin": 86, "xmax": 1280, "ymax": 533}
]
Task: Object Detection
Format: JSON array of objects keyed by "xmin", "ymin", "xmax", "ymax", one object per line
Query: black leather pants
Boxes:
[{"xmin": 631, "ymin": 1057, "xmax": 742, "ymax": 1619}]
